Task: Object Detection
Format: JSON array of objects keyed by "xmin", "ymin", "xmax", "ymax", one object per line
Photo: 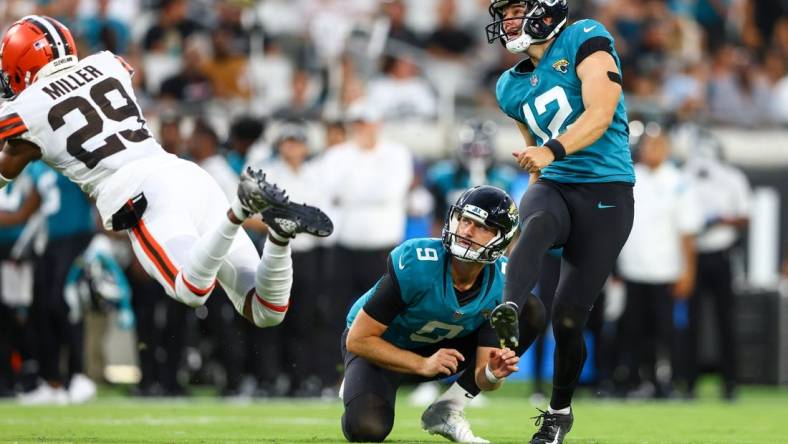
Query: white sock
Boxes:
[
  {"xmin": 230, "ymin": 196, "xmax": 249, "ymax": 221},
  {"xmin": 548, "ymin": 406, "xmax": 571, "ymax": 415},
  {"xmin": 267, "ymin": 229, "xmax": 290, "ymax": 243},
  {"xmin": 250, "ymin": 237, "xmax": 293, "ymax": 328},
  {"xmin": 435, "ymin": 382, "xmax": 474, "ymax": 411},
  {"xmin": 182, "ymin": 214, "xmax": 241, "ymax": 289}
]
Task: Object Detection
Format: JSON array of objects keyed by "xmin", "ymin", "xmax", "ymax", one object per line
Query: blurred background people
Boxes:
[
  {"xmin": 426, "ymin": 120, "xmax": 518, "ymax": 233},
  {"xmin": 254, "ymin": 122, "xmax": 327, "ymax": 396},
  {"xmin": 679, "ymin": 135, "xmax": 752, "ymax": 400},
  {"xmin": 617, "ymin": 125, "xmax": 703, "ymax": 399},
  {"xmin": 0, "ymin": 0, "xmax": 784, "ymax": 402},
  {"xmin": 318, "ymin": 100, "xmax": 413, "ymax": 388}
]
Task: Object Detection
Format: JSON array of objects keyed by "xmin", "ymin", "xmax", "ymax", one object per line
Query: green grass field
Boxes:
[{"xmin": 1, "ymin": 383, "xmax": 787, "ymax": 443}]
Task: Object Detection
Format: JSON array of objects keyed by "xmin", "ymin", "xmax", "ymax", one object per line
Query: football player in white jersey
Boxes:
[{"xmin": 0, "ymin": 16, "xmax": 333, "ymax": 329}]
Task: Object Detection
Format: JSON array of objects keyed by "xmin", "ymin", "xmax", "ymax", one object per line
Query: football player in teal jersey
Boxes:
[
  {"xmin": 485, "ymin": 1, "xmax": 635, "ymax": 443},
  {"xmin": 341, "ymin": 186, "xmax": 546, "ymax": 443},
  {"xmin": 426, "ymin": 120, "xmax": 519, "ymax": 230}
]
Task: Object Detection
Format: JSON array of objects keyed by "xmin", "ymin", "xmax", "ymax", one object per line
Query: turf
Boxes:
[{"xmin": 1, "ymin": 383, "xmax": 786, "ymax": 443}]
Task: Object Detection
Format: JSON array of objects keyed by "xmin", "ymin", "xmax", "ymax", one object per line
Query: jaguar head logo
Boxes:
[{"xmin": 552, "ymin": 58, "xmax": 569, "ymax": 74}]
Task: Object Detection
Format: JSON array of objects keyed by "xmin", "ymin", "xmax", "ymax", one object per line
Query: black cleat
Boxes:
[
  {"xmin": 490, "ymin": 301, "xmax": 520, "ymax": 349},
  {"xmin": 530, "ymin": 408, "xmax": 573, "ymax": 444},
  {"xmin": 237, "ymin": 167, "xmax": 289, "ymax": 216},
  {"xmin": 261, "ymin": 201, "xmax": 334, "ymax": 239}
]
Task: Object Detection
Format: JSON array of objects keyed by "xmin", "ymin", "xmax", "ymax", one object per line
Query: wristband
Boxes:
[
  {"xmin": 543, "ymin": 139, "xmax": 566, "ymax": 161},
  {"xmin": 484, "ymin": 364, "xmax": 502, "ymax": 385}
]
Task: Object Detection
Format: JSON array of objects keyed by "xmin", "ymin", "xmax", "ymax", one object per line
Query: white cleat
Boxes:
[
  {"xmin": 421, "ymin": 400, "xmax": 489, "ymax": 443},
  {"xmin": 17, "ymin": 383, "xmax": 69, "ymax": 405},
  {"xmin": 68, "ymin": 374, "xmax": 97, "ymax": 404}
]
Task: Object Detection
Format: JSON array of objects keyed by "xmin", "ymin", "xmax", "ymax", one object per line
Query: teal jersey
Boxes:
[
  {"xmin": 21, "ymin": 162, "xmax": 95, "ymax": 240},
  {"xmin": 496, "ymin": 19, "xmax": 634, "ymax": 184},
  {"xmin": 46, "ymin": 167, "xmax": 96, "ymax": 239},
  {"xmin": 0, "ymin": 175, "xmax": 33, "ymax": 247},
  {"xmin": 346, "ymin": 238, "xmax": 507, "ymax": 349}
]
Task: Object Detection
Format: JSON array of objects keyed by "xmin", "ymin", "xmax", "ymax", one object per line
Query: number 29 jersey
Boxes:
[
  {"xmin": 0, "ymin": 51, "xmax": 174, "ymax": 228},
  {"xmin": 496, "ymin": 19, "xmax": 634, "ymax": 184}
]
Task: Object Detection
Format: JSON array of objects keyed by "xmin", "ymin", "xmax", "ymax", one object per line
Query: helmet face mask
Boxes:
[
  {"xmin": 486, "ymin": 0, "xmax": 568, "ymax": 53},
  {"xmin": 457, "ymin": 120, "xmax": 497, "ymax": 171},
  {"xmin": 0, "ymin": 70, "xmax": 14, "ymax": 98},
  {"xmin": 442, "ymin": 186, "xmax": 519, "ymax": 264}
]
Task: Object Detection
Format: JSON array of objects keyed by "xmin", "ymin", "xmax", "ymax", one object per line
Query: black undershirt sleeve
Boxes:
[
  {"xmin": 362, "ymin": 257, "xmax": 406, "ymax": 325},
  {"xmin": 575, "ymin": 36, "xmax": 614, "ymax": 67},
  {"xmin": 477, "ymin": 322, "xmax": 500, "ymax": 348}
]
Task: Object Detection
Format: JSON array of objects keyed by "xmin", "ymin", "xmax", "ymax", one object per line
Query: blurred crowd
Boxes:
[
  {"xmin": 0, "ymin": 0, "xmax": 786, "ymax": 403},
  {"xmin": 2, "ymin": 0, "xmax": 786, "ymax": 129}
]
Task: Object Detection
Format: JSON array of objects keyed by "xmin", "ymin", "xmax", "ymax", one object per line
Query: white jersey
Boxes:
[{"xmin": 0, "ymin": 51, "xmax": 177, "ymax": 229}]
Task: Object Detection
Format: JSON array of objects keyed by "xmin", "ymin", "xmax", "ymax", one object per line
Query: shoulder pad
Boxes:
[
  {"xmin": 390, "ymin": 238, "xmax": 446, "ymax": 303},
  {"xmin": 565, "ymin": 19, "xmax": 613, "ymax": 44}
]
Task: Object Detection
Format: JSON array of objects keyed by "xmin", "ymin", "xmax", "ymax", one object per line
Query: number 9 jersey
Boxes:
[
  {"xmin": 345, "ymin": 238, "xmax": 508, "ymax": 349},
  {"xmin": 496, "ymin": 19, "xmax": 634, "ymax": 184},
  {"xmin": 0, "ymin": 50, "xmax": 174, "ymax": 229}
]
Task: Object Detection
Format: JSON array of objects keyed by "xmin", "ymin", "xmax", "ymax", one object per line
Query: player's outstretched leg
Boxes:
[
  {"xmin": 529, "ymin": 408, "xmax": 574, "ymax": 444},
  {"xmin": 174, "ymin": 167, "xmax": 291, "ymax": 306},
  {"xmin": 489, "ymin": 301, "xmax": 520, "ymax": 349},
  {"xmin": 225, "ymin": 168, "xmax": 332, "ymax": 328},
  {"xmin": 245, "ymin": 200, "xmax": 333, "ymax": 327}
]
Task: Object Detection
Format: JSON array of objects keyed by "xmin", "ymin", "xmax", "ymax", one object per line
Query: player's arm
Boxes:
[
  {"xmin": 0, "ymin": 186, "xmax": 41, "ymax": 225},
  {"xmin": 346, "ymin": 267, "xmax": 464, "ymax": 377},
  {"xmin": 347, "ymin": 309, "xmax": 463, "ymax": 376},
  {"xmin": 0, "ymin": 139, "xmax": 42, "ymax": 189},
  {"xmin": 514, "ymin": 120, "xmax": 541, "ymax": 184},
  {"xmin": 555, "ymin": 50, "xmax": 621, "ymax": 155},
  {"xmin": 515, "ymin": 120, "xmax": 536, "ymax": 147},
  {"xmin": 672, "ymin": 234, "xmax": 697, "ymax": 300},
  {"xmin": 473, "ymin": 322, "xmax": 520, "ymax": 391}
]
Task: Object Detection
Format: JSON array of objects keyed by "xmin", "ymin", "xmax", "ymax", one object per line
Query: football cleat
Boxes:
[
  {"xmin": 529, "ymin": 408, "xmax": 573, "ymax": 444},
  {"xmin": 490, "ymin": 301, "xmax": 520, "ymax": 349},
  {"xmin": 68, "ymin": 374, "xmax": 97, "ymax": 404},
  {"xmin": 17, "ymin": 383, "xmax": 69, "ymax": 405},
  {"xmin": 236, "ymin": 167, "xmax": 289, "ymax": 217},
  {"xmin": 261, "ymin": 201, "xmax": 333, "ymax": 239},
  {"xmin": 421, "ymin": 400, "xmax": 489, "ymax": 443}
]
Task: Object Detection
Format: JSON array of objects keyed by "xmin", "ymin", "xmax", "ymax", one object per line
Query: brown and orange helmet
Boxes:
[{"xmin": 0, "ymin": 15, "xmax": 77, "ymax": 98}]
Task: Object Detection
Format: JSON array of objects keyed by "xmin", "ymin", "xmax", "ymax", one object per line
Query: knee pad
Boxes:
[
  {"xmin": 341, "ymin": 393, "xmax": 394, "ymax": 442},
  {"xmin": 551, "ymin": 302, "xmax": 591, "ymax": 342},
  {"xmin": 173, "ymin": 272, "xmax": 213, "ymax": 307}
]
